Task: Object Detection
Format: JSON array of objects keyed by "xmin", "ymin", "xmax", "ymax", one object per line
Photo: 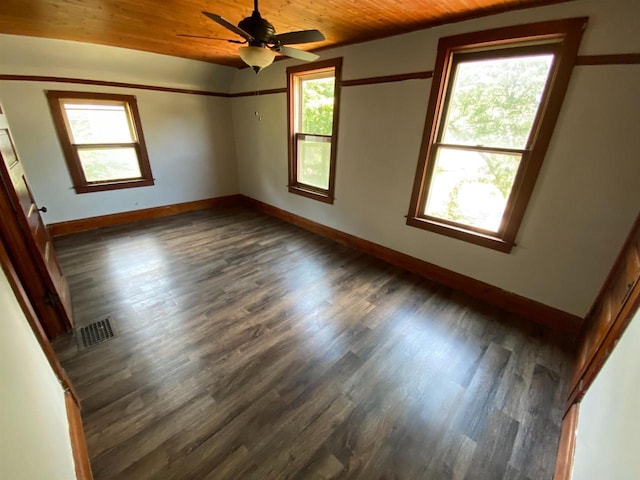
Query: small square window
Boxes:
[{"xmin": 47, "ymin": 91, "xmax": 154, "ymax": 194}]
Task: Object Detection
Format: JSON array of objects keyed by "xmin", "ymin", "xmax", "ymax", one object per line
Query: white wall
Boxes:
[
  {"xmin": 0, "ymin": 35, "xmax": 239, "ymax": 223},
  {"xmin": 230, "ymin": 0, "xmax": 640, "ymax": 318},
  {"xmin": 0, "ymin": 34, "xmax": 235, "ymax": 92},
  {"xmin": 571, "ymin": 307, "xmax": 640, "ymax": 479},
  {"xmin": 0, "ymin": 268, "xmax": 77, "ymax": 480}
]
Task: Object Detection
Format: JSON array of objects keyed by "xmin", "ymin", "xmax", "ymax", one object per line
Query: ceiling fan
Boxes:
[{"xmin": 182, "ymin": 0, "xmax": 326, "ymax": 72}]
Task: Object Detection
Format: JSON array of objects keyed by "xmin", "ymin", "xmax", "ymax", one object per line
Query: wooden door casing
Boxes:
[
  {"xmin": 0, "ymin": 106, "xmax": 73, "ymax": 337},
  {"xmin": 566, "ymin": 214, "xmax": 640, "ymax": 408}
]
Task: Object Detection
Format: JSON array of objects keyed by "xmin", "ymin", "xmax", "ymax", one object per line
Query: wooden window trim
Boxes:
[
  {"xmin": 407, "ymin": 18, "xmax": 587, "ymax": 253},
  {"xmin": 46, "ymin": 91, "xmax": 154, "ymax": 194},
  {"xmin": 287, "ymin": 58, "xmax": 342, "ymax": 204}
]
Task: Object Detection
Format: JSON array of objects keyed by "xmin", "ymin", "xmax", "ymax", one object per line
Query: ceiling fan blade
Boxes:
[
  {"xmin": 202, "ymin": 11, "xmax": 254, "ymax": 42},
  {"xmin": 272, "ymin": 29, "xmax": 325, "ymax": 45},
  {"xmin": 177, "ymin": 34, "xmax": 245, "ymax": 44},
  {"xmin": 275, "ymin": 45, "xmax": 320, "ymax": 62}
]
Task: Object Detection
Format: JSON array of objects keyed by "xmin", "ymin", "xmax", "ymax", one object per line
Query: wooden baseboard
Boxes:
[
  {"xmin": 239, "ymin": 195, "xmax": 583, "ymax": 337},
  {"xmin": 65, "ymin": 391, "xmax": 93, "ymax": 480},
  {"xmin": 48, "ymin": 195, "xmax": 240, "ymax": 237},
  {"xmin": 553, "ymin": 403, "xmax": 580, "ymax": 480}
]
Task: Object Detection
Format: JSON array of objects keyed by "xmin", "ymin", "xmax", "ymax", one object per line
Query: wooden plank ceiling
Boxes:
[{"xmin": 0, "ymin": 0, "xmax": 572, "ymax": 68}]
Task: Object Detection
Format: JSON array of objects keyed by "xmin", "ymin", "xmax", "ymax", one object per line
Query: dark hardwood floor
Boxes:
[{"xmin": 52, "ymin": 207, "xmax": 572, "ymax": 479}]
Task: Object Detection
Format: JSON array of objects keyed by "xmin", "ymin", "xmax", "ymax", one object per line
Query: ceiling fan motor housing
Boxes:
[
  {"xmin": 239, "ymin": 12, "xmax": 276, "ymax": 46},
  {"xmin": 199, "ymin": 0, "xmax": 323, "ymax": 65}
]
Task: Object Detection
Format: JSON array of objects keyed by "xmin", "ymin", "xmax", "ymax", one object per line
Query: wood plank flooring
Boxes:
[{"xmin": 52, "ymin": 207, "xmax": 572, "ymax": 479}]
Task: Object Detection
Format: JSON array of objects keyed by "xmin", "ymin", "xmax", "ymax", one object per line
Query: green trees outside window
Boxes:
[
  {"xmin": 407, "ymin": 18, "xmax": 586, "ymax": 251},
  {"xmin": 426, "ymin": 53, "xmax": 554, "ymax": 232},
  {"xmin": 297, "ymin": 76, "xmax": 335, "ymax": 189}
]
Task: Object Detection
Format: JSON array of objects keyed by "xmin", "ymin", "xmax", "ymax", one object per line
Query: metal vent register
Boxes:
[{"xmin": 77, "ymin": 317, "xmax": 117, "ymax": 349}]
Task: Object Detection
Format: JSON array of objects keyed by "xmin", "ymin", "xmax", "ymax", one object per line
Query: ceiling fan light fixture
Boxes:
[{"xmin": 239, "ymin": 46, "xmax": 276, "ymax": 72}]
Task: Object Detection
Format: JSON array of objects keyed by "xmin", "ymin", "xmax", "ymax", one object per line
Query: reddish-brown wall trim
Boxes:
[
  {"xmin": 0, "ymin": 72, "xmax": 456, "ymax": 97},
  {"xmin": 229, "ymin": 72, "xmax": 437, "ymax": 97},
  {"xmin": 553, "ymin": 403, "xmax": 580, "ymax": 480},
  {"xmin": 4, "ymin": 53, "xmax": 636, "ymax": 99},
  {"xmin": 0, "ymin": 75, "xmax": 286, "ymax": 98},
  {"xmin": 229, "ymin": 88, "xmax": 287, "ymax": 97},
  {"xmin": 229, "ymin": 72, "xmax": 435, "ymax": 96},
  {"xmin": 341, "ymin": 71, "xmax": 433, "ymax": 87},
  {"xmin": 575, "ymin": 53, "xmax": 640, "ymax": 65},
  {"xmin": 0, "ymin": 74, "xmax": 228, "ymax": 97},
  {"xmin": 48, "ymin": 195, "xmax": 240, "ymax": 237},
  {"xmin": 238, "ymin": 194, "xmax": 582, "ymax": 336},
  {"xmin": 65, "ymin": 391, "xmax": 94, "ymax": 480}
]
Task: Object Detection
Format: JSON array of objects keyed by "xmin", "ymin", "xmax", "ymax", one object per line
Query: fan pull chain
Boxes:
[{"xmin": 254, "ymin": 72, "xmax": 261, "ymax": 121}]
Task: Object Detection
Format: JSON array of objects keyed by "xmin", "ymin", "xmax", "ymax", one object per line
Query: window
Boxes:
[
  {"xmin": 287, "ymin": 58, "xmax": 342, "ymax": 204},
  {"xmin": 46, "ymin": 91, "xmax": 154, "ymax": 194},
  {"xmin": 407, "ymin": 18, "xmax": 586, "ymax": 252}
]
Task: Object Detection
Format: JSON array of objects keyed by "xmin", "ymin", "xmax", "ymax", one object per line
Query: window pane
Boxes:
[
  {"xmin": 301, "ymin": 77, "xmax": 335, "ymax": 135},
  {"xmin": 78, "ymin": 147, "xmax": 142, "ymax": 182},
  {"xmin": 441, "ymin": 54, "xmax": 554, "ymax": 149},
  {"xmin": 63, "ymin": 103, "xmax": 134, "ymax": 144},
  {"xmin": 425, "ymin": 147, "xmax": 521, "ymax": 232},
  {"xmin": 297, "ymin": 137, "xmax": 331, "ymax": 190}
]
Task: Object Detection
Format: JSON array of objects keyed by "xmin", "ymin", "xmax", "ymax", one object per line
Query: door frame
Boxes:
[
  {"xmin": 566, "ymin": 213, "xmax": 640, "ymax": 408},
  {"xmin": 553, "ymin": 287, "xmax": 639, "ymax": 480},
  {"xmin": 553, "ymin": 214, "xmax": 640, "ymax": 479},
  {"xmin": 0, "ymin": 104, "xmax": 72, "ymax": 338},
  {"xmin": 0, "ymin": 105, "xmax": 91, "ymax": 477},
  {"xmin": 0, "ymin": 235, "xmax": 93, "ymax": 479}
]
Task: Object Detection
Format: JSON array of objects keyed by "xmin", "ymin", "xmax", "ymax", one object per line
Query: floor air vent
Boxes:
[{"xmin": 77, "ymin": 317, "xmax": 117, "ymax": 349}]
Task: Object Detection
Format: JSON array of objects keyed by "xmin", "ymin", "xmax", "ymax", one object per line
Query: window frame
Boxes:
[
  {"xmin": 287, "ymin": 58, "xmax": 342, "ymax": 204},
  {"xmin": 46, "ymin": 91, "xmax": 154, "ymax": 194},
  {"xmin": 407, "ymin": 18, "xmax": 587, "ymax": 253}
]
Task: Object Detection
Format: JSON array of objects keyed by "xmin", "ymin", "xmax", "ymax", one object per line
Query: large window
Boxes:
[
  {"xmin": 47, "ymin": 91, "xmax": 154, "ymax": 194},
  {"xmin": 287, "ymin": 58, "xmax": 342, "ymax": 204},
  {"xmin": 407, "ymin": 19, "xmax": 586, "ymax": 252}
]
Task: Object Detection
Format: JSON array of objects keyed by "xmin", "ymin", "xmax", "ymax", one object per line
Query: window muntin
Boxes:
[
  {"xmin": 287, "ymin": 58, "xmax": 342, "ymax": 204},
  {"xmin": 407, "ymin": 19, "xmax": 587, "ymax": 252},
  {"xmin": 47, "ymin": 92, "xmax": 154, "ymax": 194}
]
